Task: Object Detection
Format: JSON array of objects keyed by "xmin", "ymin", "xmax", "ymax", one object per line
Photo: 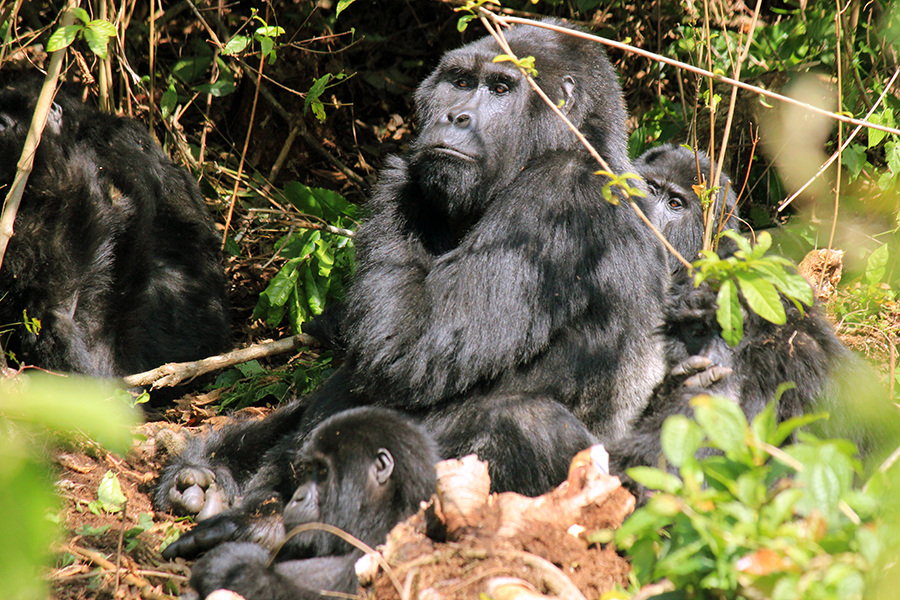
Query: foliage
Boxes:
[
  {"xmin": 0, "ymin": 375, "xmax": 140, "ymax": 600},
  {"xmin": 253, "ymin": 182, "xmax": 357, "ymax": 334},
  {"xmin": 692, "ymin": 231, "xmax": 814, "ymax": 346},
  {"xmin": 615, "ymin": 392, "xmax": 892, "ymax": 600},
  {"xmin": 46, "ymin": 8, "xmax": 116, "ymax": 59},
  {"xmin": 211, "ymin": 354, "xmax": 336, "ymax": 410}
]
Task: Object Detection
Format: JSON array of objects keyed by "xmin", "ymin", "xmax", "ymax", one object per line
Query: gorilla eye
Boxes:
[
  {"xmin": 315, "ymin": 463, "xmax": 329, "ymax": 481},
  {"xmin": 491, "ymin": 82, "xmax": 510, "ymax": 95},
  {"xmin": 454, "ymin": 78, "xmax": 473, "ymax": 89},
  {"xmin": 668, "ymin": 196, "xmax": 685, "ymax": 210}
]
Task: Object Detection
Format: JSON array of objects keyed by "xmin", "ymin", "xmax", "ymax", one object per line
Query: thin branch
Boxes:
[
  {"xmin": 0, "ymin": 1, "xmax": 78, "ymax": 271},
  {"xmin": 777, "ymin": 67, "xmax": 900, "ymax": 212},
  {"xmin": 476, "ymin": 10, "xmax": 692, "ymax": 271},
  {"xmin": 122, "ymin": 334, "xmax": 318, "ymax": 389},
  {"xmin": 488, "ymin": 13, "xmax": 900, "ymax": 137}
]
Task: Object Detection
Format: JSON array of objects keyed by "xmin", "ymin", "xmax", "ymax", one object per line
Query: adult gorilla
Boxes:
[
  {"xmin": 0, "ymin": 78, "xmax": 229, "ymax": 378},
  {"xmin": 157, "ymin": 20, "xmax": 667, "ymax": 532}
]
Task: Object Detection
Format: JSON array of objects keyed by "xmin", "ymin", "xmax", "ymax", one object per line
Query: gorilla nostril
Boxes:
[{"xmin": 452, "ymin": 112, "xmax": 471, "ymax": 128}]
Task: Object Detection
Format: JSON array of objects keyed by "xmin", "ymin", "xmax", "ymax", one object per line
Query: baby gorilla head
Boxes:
[
  {"xmin": 635, "ymin": 143, "xmax": 740, "ymax": 263},
  {"xmin": 280, "ymin": 407, "xmax": 438, "ymax": 558}
]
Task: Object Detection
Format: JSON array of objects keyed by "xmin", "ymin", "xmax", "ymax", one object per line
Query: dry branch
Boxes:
[{"xmin": 123, "ymin": 334, "xmax": 318, "ymax": 389}]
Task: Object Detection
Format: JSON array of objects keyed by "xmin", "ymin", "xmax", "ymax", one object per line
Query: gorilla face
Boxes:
[{"xmin": 407, "ymin": 22, "xmax": 629, "ymax": 223}]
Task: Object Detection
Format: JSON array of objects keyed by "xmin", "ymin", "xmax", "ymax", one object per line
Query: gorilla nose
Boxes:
[{"xmin": 447, "ymin": 111, "xmax": 473, "ymax": 129}]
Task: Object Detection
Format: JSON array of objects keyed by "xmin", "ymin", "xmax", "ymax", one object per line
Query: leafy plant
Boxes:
[
  {"xmin": 692, "ymin": 231, "xmax": 814, "ymax": 346},
  {"xmin": 222, "ymin": 12, "xmax": 286, "ymax": 64},
  {"xmin": 0, "ymin": 374, "xmax": 139, "ymax": 600},
  {"xmin": 615, "ymin": 392, "xmax": 880, "ymax": 600},
  {"xmin": 46, "ymin": 7, "xmax": 117, "ymax": 59},
  {"xmin": 253, "ymin": 183, "xmax": 357, "ymax": 334}
]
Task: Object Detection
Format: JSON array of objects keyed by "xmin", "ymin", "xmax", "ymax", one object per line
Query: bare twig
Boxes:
[
  {"xmin": 777, "ymin": 67, "xmax": 900, "ymax": 212},
  {"xmin": 64, "ymin": 543, "xmax": 179, "ymax": 600},
  {"xmin": 270, "ymin": 522, "xmax": 406, "ymax": 599},
  {"xmin": 476, "ymin": 10, "xmax": 693, "ymax": 271},
  {"xmin": 123, "ymin": 334, "xmax": 318, "ymax": 389},
  {"xmin": 0, "ymin": 1, "xmax": 78, "ymax": 271}
]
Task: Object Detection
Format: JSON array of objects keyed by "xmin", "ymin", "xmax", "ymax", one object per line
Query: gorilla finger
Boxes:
[
  {"xmin": 162, "ymin": 517, "xmax": 242, "ymax": 560},
  {"xmin": 671, "ymin": 355, "xmax": 713, "ymax": 377},
  {"xmin": 175, "ymin": 467, "xmax": 215, "ymax": 491},
  {"xmin": 684, "ymin": 366, "xmax": 732, "ymax": 388},
  {"xmin": 196, "ymin": 483, "xmax": 228, "ymax": 521}
]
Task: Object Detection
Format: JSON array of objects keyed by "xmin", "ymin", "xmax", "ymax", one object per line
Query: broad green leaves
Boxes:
[
  {"xmin": 615, "ymin": 394, "xmax": 873, "ymax": 600},
  {"xmin": 694, "ymin": 230, "xmax": 814, "ymax": 346},
  {"xmin": 47, "ymin": 8, "xmax": 117, "ymax": 59},
  {"xmin": 253, "ymin": 183, "xmax": 356, "ymax": 333}
]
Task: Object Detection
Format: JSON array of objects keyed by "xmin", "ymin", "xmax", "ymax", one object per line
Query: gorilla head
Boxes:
[
  {"xmin": 408, "ymin": 20, "xmax": 630, "ymax": 222},
  {"xmin": 281, "ymin": 406, "xmax": 438, "ymax": 557},
  {"xmin": 635, "ymin": 143, "xmax": 740, "ymax": 262}
]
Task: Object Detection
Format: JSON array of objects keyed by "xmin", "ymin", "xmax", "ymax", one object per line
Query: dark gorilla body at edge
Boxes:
[{"xmin": 156, "ymin": 17, "xmax": 668, "ymax": 567}]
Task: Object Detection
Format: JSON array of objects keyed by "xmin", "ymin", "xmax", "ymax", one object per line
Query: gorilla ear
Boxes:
[
  {"xmin": 371, "ymin": 448, "xmax": 394, "ymax": 486},
  {"xmin": 560, "ymin": 76, "xmax": 576, "ymax": 114}
]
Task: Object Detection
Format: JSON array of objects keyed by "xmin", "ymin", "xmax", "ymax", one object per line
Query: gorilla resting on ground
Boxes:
[
  {"xmin": 0, "ymin": 78, "xmax": 230, "ymax": 378},
  {"xmin": 178, "ymin": 407, "xmax": 438, "ymax": 600},
  {"xmin": 156, "ymin": 20, "xmax": 668, "ymax": 540},
  {"xmin": 635, "ymin": 143, "xmax": 741, "ymax": 265}
]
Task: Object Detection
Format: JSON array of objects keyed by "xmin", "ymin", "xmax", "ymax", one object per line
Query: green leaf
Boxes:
[
  {"xmin": 303, "ymin": 269, "xmax": 324, "ymax": 315},
  {"xmin": 71, "ymin": 7, "xmax": 90, "ymax": 24},
  {"xmin": 237, "ymin": 360, "xmax": 265, "ymax": 377},
  {"xmin": 737, "ymin": 272, "xmax": 786, "ymax": 325},
  {"xmin": 627, "ymin": 467, "xmax": 683, "ymax": 494},
  {"xmin": 97, "ymin": 471, "xmax": 126, "ymax": 513},
  {"xmin": 262, "ymin": 257, "xmax": 304, "ymax": 307},
  {"xmin": 716, "ymin": 279, "xmax": 743, "ymax": 346},
  {"xmin": 866, "ymin": 243, "xmax": 889, "ymax": 286},
  {"xmin": 259, "ymin": 36, "xmax": 274, "ymax": 60},
  {"xmin": 304, "ymin": 74, "xmax": 332, "ymax": 122},
  {"xmin": 160, "ymin": 85, "xmax": 177, "ymax": 120},
  {"xmin": 335, "ymin": 0, "xmax": 357, "ymax": 18},
  {"xmin": 457, "ymin": 14, "xmax": 476, "ymax": 31},
  {"xmin": 691, "ymin": 395, "xmax": 749, "ymax": 457},
  {"xmin": 753, "ymin": 262, "xmax": 814, "ymax": 307},
  {"xmin": 47, "ymin": 25, "xmax": 83, "ymax": 53},
  {"xmin": 720, "ymin": 229, "xmax": 752, "ymax": 255},
  {"xmin": 660, "ymin": 414, "xmax": 705, "ymax": 468},
  {"xmin": 255, "ymin": 26, "xmax": 285, "ymax": 38},
  {"xmin": 841, "ymin": 143, "xmax": 868, "ymax": 180},
  {"xmin": 869, "ymin": 107, "xmax": 894, "ymax": 148},
  {"xmin": 223, "ymin": 35, "xmax": 250, "ymax": 55},
  {"xmin": 750, "ymin": 399, "xmax": 778, "ymax": 445}
]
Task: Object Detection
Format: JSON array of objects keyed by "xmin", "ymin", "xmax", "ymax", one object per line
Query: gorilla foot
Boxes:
[{"xmin": 167, "ymin": 467, "xmax": 230, "ymax": 517}]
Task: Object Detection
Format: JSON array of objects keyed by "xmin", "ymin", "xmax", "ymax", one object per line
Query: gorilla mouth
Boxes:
[{"xmin": 429, "ymin": 146, "xmax": 476, "ymax": 161}]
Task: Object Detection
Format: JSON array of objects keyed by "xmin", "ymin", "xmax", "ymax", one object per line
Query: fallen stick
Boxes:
[{"xmin": 123, "ymin": 333, "xmax": 318, "ymax": 389}]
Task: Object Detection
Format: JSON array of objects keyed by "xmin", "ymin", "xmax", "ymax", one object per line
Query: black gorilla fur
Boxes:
[
  {"xmin": 179, "ymin": 407, "xmax": 438, "ymax": 600},
  {"xmin": 635, "ymin": 143, "xmax": 740, "ymax": 264},
  {"xmin": 0, "ymin": 78, "xmax": 229, "ymax": 377},
  {"xmin": 156, "ymin": 20, "xmax": 668, "ymax": 539},
  {"xmin": 609, "ymin": 269, "xmax": 889, "ymax": 480}
]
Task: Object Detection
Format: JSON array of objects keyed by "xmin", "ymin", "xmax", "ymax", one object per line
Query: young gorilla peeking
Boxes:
[
  {"xmin": 156, "ymin": 17, "xmax": 669, "ymax": 536},
  {"xmin": 635, "ymin": 143, "xmax": 741, "ymax": 267},
  {"xmin": 610, "ymin": 151, "xmax": 892, "ymax": 479},
  {"xmin": 0, "ymin": 77, "xmax": 230, "ymax": 378},
  {"xmin": 609, "ymin": 270, "xmax": 892, "ymax": 483},
  {"xmin": 175, "ymin": 407, "xmax": 438, "ymax": 600}
]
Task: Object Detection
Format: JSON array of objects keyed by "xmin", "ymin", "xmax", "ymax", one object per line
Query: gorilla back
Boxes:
[{"xmin": 0, "ymin": 78, "xmax": 230, "ymax": 377}]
